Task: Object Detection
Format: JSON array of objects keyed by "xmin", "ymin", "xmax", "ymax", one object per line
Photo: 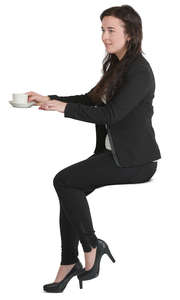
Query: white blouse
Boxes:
[{"xmin": 101, "ymin": 95, "xmax": 112, "ymax": 151}]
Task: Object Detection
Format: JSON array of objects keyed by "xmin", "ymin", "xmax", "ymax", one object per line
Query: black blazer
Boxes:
[{"xmin": 48, "ymin": 53, "xmax": 161, "ymax": 167}]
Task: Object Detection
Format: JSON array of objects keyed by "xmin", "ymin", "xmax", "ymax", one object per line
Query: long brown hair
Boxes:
[{"xmin": 87, "ymin": 5, "xmax": 145, "ymax": 104}]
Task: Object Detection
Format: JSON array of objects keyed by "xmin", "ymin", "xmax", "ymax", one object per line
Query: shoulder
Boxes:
[
  {"xmin": 125, "ymin": 54, "xmax": 155, "ymax": 89},
  {"xmin": 125, "ymin": 54, "xmax": 155, "ymax": 87},
  {"xmin": 127, "ymin": 53, "xmax": 154, "ymax": 75}
]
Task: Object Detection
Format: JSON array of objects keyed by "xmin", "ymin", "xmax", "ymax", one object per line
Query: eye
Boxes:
[{"xmin": 101, "ymin": 29, "xmax": 114, "ymax": 33}]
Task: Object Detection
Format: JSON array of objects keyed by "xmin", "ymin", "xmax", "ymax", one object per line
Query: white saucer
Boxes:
[{"xmin": 9, "ymin": 100, "xmax": 36, "ymax": 108}]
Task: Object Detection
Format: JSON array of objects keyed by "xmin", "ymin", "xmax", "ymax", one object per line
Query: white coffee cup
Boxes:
[{"xmin": 12, "ymin": 93, "xmax": 28, "ymax": 104}]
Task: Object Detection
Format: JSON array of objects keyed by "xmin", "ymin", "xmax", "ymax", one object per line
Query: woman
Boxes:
[{"xmin": 26, "ymin": 5, "xmax": 161, "ymax": 293}]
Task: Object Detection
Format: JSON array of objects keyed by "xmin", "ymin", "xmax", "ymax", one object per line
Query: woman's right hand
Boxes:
[{"xmin": 25, "ymin": 91, "xmax": 50, "ymax": 105}]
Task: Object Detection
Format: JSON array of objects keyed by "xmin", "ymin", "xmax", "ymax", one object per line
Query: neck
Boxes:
[{"xmin": 116, "ymin": 47, "xmax": 127, "ymax": 61}]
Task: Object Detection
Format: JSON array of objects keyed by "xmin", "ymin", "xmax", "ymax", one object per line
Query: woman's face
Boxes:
[{"xmin": 101, "ymin": 16, "xmax": 130, "ymax": 60}]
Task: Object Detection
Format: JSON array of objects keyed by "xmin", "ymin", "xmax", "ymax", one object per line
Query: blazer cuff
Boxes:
[
  {"xmin": 64, "ymin": 102, "xmax": 74, "ymax": 117},
  {"xmin": 48, "ymin": 95, "xmax": 57, "ymax": 100}
]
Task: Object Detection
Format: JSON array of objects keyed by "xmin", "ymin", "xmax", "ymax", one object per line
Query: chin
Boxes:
[{"xmin": 106, "ymin": 50, "xmax": 114, "ymax": 54}]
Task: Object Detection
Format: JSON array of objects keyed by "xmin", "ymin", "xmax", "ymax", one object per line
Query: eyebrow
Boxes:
[{"xmin": 101, "ymin": 26, "xmax": 115, "ymax": 29}]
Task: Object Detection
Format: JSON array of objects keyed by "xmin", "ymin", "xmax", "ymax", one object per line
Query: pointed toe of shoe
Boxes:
[
  {"xmin": 43, "ymin": 282, "xmax": 58, "ymax": 293},
  {"xmin": 43, "ymin": 258, "xmax": 84, "ymax": 293}
]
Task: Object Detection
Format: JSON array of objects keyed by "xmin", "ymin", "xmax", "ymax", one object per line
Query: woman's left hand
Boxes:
[{"xmin": 38, "ymin": 100, "xmax": 67, "ymax": 113}]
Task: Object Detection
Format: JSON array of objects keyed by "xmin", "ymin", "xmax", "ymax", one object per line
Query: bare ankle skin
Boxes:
[
  {"xmin": 54, "ymin": 263, "xmax": 75, "ymax": 283},
  {"xmin": 84, "ymin": 247, "xmax": 97, "ymax": 271},
  {"xmin": 54, "ymin": 246, "xmax": 98, "ymax": 282}
]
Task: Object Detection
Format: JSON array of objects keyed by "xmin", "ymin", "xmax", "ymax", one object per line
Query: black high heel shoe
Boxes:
[
  {"xmin": 43, "ymin": 258, "xmax": 84, "ymax": 293},
  {"xmin": 77, "ymin": 238, "xmax": 115, "ymax": 289}
]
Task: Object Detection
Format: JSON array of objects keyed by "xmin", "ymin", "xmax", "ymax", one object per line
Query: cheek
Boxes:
[{"xmin": 115, "ymin": 36, "xmax": 126, "ymax": 48}]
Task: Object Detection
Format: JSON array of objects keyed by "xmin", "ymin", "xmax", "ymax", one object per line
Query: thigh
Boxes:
[{"xmin": 54, "ymin": 150, "xmax": 157, "ymax": 192}]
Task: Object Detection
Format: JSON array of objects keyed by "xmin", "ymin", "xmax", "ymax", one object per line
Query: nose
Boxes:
[
  {"xmin": 102, "ymin": 36, "xmax": 110, "ymax": 44},
  {"xmin": 102, "ymin": 31, "xmax": 110, "ymax": 41}
]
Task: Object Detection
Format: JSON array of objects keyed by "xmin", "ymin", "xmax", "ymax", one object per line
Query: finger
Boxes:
[
  {"xmin": 29, "ymin": 96, "xmax": 36, "ymax": 100},
  {"xmin": 25, "ymin": 91, "xmax": 35, "ymax": 96},
  {"xmin": 27, "ymin": 95, "xmax": 34, "ymax": 102},
  {"xmin": 43, "ymin": 100, "xmax": 53, "ymax": 104},
  {"xmin": 39, "ymin": 104, "xmax": 50, "ymax": 109},
  {"xmin": 41, "ymin": 102, "xmax": 53, "ymax": 107},
  {"xmin": 42, "ymin": 105, "xmax": 52, "ymax": 110},
  {"xmin": 40, "ymin": 104, "xmax": 55, "ymax": 110},
  {"xmin": 29, "ymin": 96, "xmax": 40, "ymax": 102}
]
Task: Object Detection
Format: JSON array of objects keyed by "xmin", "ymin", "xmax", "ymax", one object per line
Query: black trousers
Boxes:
[{"xmin": 53, "ymin": 149, "xmax": 158, "ymax": 265}]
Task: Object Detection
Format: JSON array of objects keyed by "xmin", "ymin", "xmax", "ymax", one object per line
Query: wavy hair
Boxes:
[{"xmin": 87, "ymin": 5, "xmax": 145, "ymax": 104}]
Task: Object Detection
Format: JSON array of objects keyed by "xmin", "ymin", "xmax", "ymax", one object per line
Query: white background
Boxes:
[{"xmin": 0, "ymin": 0, "xmax": 180, "ymax": 299}]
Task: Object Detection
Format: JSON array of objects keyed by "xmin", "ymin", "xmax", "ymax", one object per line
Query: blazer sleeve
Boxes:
[
  {"xmin": 63, "ymin": 65, "xmax": 154, "ymax": 125},
  {"xmin": 48, "ymin": 92, "xmax": 94, "ymax": 106}
]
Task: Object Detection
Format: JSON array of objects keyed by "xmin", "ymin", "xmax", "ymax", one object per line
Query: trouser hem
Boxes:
[
  {"xmin": 80, "ymin": 233, "xmax": 98, "ymax": 252},
  {"xmin": 60, "ymin": 257, "xmax": 79, "ymax": 265}
]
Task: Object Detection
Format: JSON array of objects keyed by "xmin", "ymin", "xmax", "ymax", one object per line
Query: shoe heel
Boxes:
[
  {"xmin": 106, "ymin": 247, "xmax": 115, "ymax": 263},
  {"xmin": 78, "ymin": 278, "xmax": 83, "ymax": 289}
]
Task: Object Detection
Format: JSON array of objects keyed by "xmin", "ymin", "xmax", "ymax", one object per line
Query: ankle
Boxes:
[
  {"xmin": 60, "ymin": 263, "xmax": 75, "ymax": 269},
  {"xmin": 84, "ymin": 246, "xmax": 97, "ymax": 254}
]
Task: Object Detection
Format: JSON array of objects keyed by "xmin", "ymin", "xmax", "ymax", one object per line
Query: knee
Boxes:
[
  {"xmin": 53, "ymin": 170, "xmax": 68, "ymax": 189},
  {"xmin": 53, "ymin": 173, "xmax": 59, "ymax": 189},
  {"xmin": 149, "ymin": 162, "xmax": 158, "ymax": 179},
  {"xmin": 144, "ymin": 161, "xmax": 158, "ymax": 182}
]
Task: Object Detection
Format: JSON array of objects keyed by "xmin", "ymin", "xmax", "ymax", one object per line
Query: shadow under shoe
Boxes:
[
  {"xmin": 77, "ymin": 238, "xmax": 115, "ymax": 289},
  {"xmin": 43, "ymin": 258, "xmax": 83, "ymax": 293}
]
